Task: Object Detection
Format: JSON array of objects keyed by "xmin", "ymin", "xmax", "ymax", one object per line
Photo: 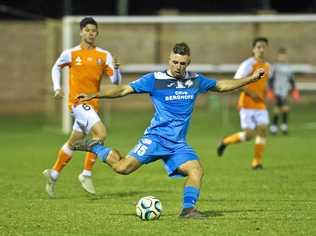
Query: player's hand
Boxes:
[
  {"xmin": 54, "ymin": 89, "xmax": 64, "ymax": 99},
  {"xmin": 76, "ymin": 93, "xmax": 97, "ymax": 102},
  {"xmin": 291, "ymin": 88, "xmax": 301, "ymax": 102},
  {"xmin": 267, "ymin": 88, "xmax": 275, "ymax": 101},
  {"xmin": 252, "ymin": 68, "xmax": 265, "ymax": 81}
]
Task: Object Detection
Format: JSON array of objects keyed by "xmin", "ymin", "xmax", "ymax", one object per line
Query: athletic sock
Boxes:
[
  {"xmin": 273, "ymin": 114, "xmax": 279, "ymax": 125},
  {"xmin": 252, "ymin": 136, "xmax": 266, "ymax": 167},
  {"xmin": 223, "ymin": 132, "xmax": 246, "ymax": 145},
  {"xmin": 282, "ymin": 112, "xmax": 288, "ymax": 124},
  {"xmin": 91, "ymin": 144, "xmax": 112, "ymax": 162},
  {"xmin": 81, "ymin": 169, "xmax": 92, "ymax": 177},
  {"xmin": 183, "ymin": 186, "xmax": 200, "ymax": 209},
  {"xmin": 83, "ymin": 152, "xmax": 97, "ymax": 173},
  {"xmin": 52, "ymin": 144, "xmax": 73, "ymax": 177}
]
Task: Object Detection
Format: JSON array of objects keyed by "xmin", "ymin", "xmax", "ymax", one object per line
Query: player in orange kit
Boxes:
[
  {"xmin": 217, "ymin": 37, "xmax": 271, "ymax": 170},
  {"xmin": 42, "ymin": 17, "xmax": 121, "ymax": 197}
]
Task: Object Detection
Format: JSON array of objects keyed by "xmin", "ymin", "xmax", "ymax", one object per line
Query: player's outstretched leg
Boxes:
[
  {"xmin": 217, "ymin": 141, "xmax": 227, "ymax": 157},
  {"xmin": 73, "ymin": 139, "xmax": 121, "ymax": 167},
  {"xmin": 217, "ymin": 132, "xmax": 247, "ymax": 157}
]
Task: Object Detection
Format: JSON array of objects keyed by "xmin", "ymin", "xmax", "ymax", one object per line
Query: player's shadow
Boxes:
[
  {"xmin": 201, "ymin": 208, "xmax": 266, "ymax": 218},
  {"xmin": 201, "ymin": 211, "xmax": 224, "ymax": 217},
  {"xmin": 90, "ymin": 190, "xmax": 169, "ymax": 200}
]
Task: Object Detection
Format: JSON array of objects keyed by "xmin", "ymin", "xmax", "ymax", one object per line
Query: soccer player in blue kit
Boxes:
[{"xmin": 76, "ymin": 42, "xmax": 265, "ymax": 218}]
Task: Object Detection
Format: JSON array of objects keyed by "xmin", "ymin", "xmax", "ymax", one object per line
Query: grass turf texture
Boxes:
[{"xmin": 0, "ymin": 104, "xmax": 315, "ymax": 235}]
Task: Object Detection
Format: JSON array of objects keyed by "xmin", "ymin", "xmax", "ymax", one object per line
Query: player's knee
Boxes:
[
  {"xmin": 95, "ymin": 133, "xmax": 106, "ymax": 142},
  {"xmin": 273, "ymin": 107, "xmax": 281, "ymax": 114},
  {"xmin": 245, "ymin": 130, "xmax": 255, "ymax": 141},
  {"xmin": 281, "ymin": 106, "xmax": 290, "ymax": 112},
  {"xmin": 189, "ymin": 165, "xmax": 204, "ymax": 180},
  {"xmin": 67, "ymin": 141, "xmax": 77, "ymax": 150},
  {"xmin": 106, "ymin": 149, "xmax": 121, "ymax": 166},
  {"xmin": 256, "ymin": 126, "xmax": 268, "ymax": 137},
  {"xmin": 111, "ymin": 149, "xmax": 122, "ymax": 162}
]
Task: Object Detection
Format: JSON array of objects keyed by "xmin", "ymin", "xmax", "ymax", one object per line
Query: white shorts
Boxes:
[
  {"xmin": 239, "ymin": 108, "xmax": 269, "ymax": 130},
  {"xmin": 71, "ymin": 104, "xmax": 100, "ymax": 134}
]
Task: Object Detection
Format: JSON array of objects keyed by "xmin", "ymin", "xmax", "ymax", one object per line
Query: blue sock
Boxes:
[
  {"xmin": 183, "ymin": 186, "xmax": 200, "ymax": 209},
  {"xmin": 90, "ymin": 144, "xmax": 112, "ymax": 162}
]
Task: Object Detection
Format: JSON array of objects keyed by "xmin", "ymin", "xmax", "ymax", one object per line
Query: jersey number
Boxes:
[
  {"xmin": 133, "ymin": 143, "xmax": 148, "ymax": 156},
  {"xmin": 82, "ymin": 104, "xmax": 91, "ymax": 111}
]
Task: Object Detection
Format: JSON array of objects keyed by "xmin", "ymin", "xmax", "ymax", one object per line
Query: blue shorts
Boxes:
[{"xmin": 128, "ymin": 135, "xmax": 199, "ymax": 177}]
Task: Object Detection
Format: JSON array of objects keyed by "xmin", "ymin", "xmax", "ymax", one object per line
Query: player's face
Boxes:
[
  {"xmin": 80, "ymin": 24, "xmax": 98, "ymax": 45},
  {"xmin": 168, "ymin": 52, "xmax": 191, "ymax": 78},
  {"xmin": 252, "ymin": 41, "xmax": 268, "ymax": 60}
]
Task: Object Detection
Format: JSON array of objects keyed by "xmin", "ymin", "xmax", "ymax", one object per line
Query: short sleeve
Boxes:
[
  {"xmin": 234, "ymin": 60, "xmax": 253, "ymax": 79},
  {"xmin": 129, "ymin": 73, "xmax": 155, "ymax": 94},
  {"xmin": 198, "ymin": 74, "xmax": 217, "ymax": 93}
]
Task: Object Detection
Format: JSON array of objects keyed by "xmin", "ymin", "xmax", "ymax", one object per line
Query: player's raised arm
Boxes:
[
  {"xmin": 78, "ymin": 84, "xmax": 134, "ymax": 102},
  {"xmin": 214, "ymin": 68, "xmax": 265, "ymax": 92}
]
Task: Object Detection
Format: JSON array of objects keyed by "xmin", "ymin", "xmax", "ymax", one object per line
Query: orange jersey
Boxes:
[
  {"xmin": 234, "ymin": 57, "xmax": 271, "ymax": 110},
  {"xmin": 52, "ymin": 44, "xmax": 118, "ymax": 111}
]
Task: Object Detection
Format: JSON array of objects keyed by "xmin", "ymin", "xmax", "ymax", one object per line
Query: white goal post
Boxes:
[{"xmin": 61, "ymin": 14, "xmax": 316, "ymax": 133}]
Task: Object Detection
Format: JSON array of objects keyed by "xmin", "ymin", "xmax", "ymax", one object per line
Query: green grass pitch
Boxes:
[{"xmin": 0, "ymin": 103, "xmax": 315, "ymax": 235}]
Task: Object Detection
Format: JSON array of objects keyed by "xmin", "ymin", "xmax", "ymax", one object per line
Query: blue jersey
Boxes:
[{"xmin": 129, "ymin": 71, "xmax": 217, "ymax": 145}]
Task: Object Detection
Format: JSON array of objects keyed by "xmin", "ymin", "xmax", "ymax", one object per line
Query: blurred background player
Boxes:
[
  {"xmin": 75, "ymin": 42, "xmax": 264, "ymax": 218},
  {"xmin": 268, "ymin": 47, "xmax": 300, "ymax": 135},
  {"xmin": 42, "ymin": 17, "xmax": 121, "ymax": 197},
  {"xmin": 217, "ymin": 37, "xmax": 270, "ymax": 170}
]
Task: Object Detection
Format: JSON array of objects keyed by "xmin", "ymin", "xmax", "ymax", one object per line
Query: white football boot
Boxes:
[
  {"xmin": 78, "ymin": 174, "xmax": 96, "ymax": 194},
  {"xmin": 269, "ymin": 125, "xmax": 278, "ymax": 135},
  {"xmin": 42, "ymin": 169, "xmax": 56, "ymax": 198}
]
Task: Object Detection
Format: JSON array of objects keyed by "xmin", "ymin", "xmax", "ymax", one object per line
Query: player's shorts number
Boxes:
[
  {"xmin": 133, "ymin": 143, "xmax": 148, "ymax": 156},
  {"xmin": 82, "ymin": 104, "xmax": 91, "ymax": 111}
]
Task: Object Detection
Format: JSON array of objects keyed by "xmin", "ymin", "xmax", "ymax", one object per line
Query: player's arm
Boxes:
[
  {"xmin": 112, "ymin": 57, "xmax": 122, "ymax": 85},
  {"xmin": 51, "ymin": 50, "xmax": 71, "ymax": 99},
  {"xmin": 78, "ymin": 84, "xmax": 134, "ymax": 102},
  {"xmin": 289, "ymin": 74, "xmax": 296, "ymax": 91},
  {"xmin": 289, "ymin": 73, "xmax": 300, "ymax": 101},
  {"xmin": 105, "ymin": 53, "xmax": 122, "ymax": 85},
  {"xmin": 214, "ymin": 68, "xmax": 264, "ymax": 93},
  {"xmin": 51, "ymin": 63, "xmax": 64, "ymax": 99}
]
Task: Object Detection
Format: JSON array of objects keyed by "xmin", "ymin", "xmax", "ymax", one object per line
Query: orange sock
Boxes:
[
  {"xmin": 252, "ymin": 137, "xmax": 266, "ymax": 167},
  {"xmin": 223, "ymin": 132, "xmax": 246, "ymax": 145},
  {"xmin": 84, "ymin": 152, "xmax": 97, "ymax": 171},
  {"xmin": 53, "ymin": 149, "xmax": 72, "ymax": 173}
]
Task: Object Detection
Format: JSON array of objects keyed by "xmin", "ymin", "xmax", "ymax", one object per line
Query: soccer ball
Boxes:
[{"xmin": 136, "ymin": 196, "xmax": 162, "ymax": 220}]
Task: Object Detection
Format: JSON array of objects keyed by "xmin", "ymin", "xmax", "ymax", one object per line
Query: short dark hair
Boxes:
[
  {"xmin": 278, "ymin": 47, "xmax": 287, "ymax": 54},
  {"xmin": 172, "ymin": 42, "xmax": 191, "ymax": 56},
  {"xmin": 252, "ymin": 37, "xmax": 269, "ymax": 47},
  {"xmin": 80, "ymin": 17, "xmax": 98, "ymax": 30}
]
